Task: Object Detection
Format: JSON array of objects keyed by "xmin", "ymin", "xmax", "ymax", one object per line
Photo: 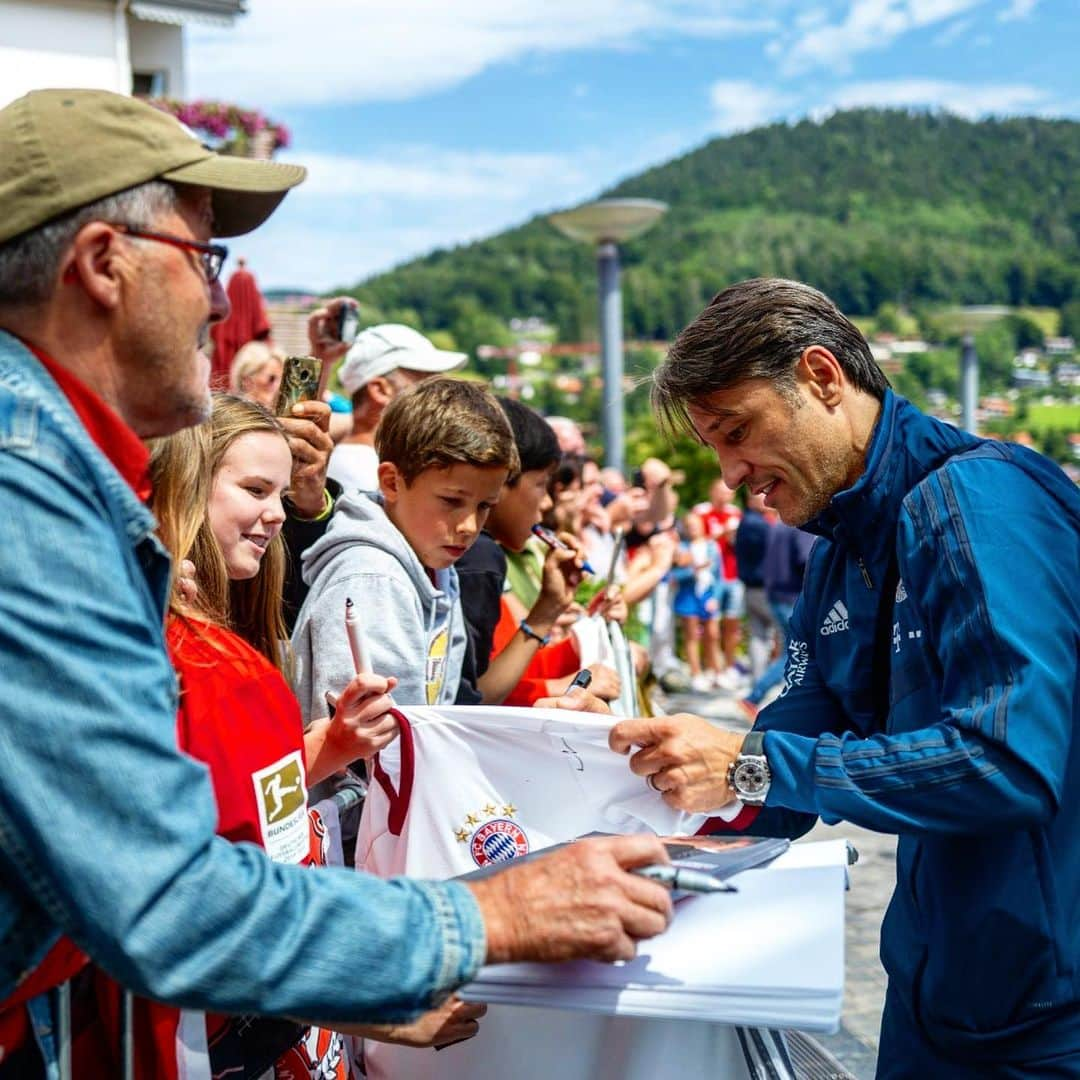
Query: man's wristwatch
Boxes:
[{"xmin": 727, "ymin": 731, "xmax": 771, "ymax": 805}]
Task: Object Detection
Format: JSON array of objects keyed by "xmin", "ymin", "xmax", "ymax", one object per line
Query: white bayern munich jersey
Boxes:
[{"xmin": 356, "ymin": 705, "xmax": 755, "ymax": 1080}]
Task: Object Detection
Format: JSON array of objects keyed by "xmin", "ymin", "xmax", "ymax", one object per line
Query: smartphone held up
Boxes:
[
  {"xmin": 337, "ymin": 303, "xmax": 360, "ymax": 345},
  {"xmin": 274, "ymin": 355, "xmax": 324, "ymax": 415}
]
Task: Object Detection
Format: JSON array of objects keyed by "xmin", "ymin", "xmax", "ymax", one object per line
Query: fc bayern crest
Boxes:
[{"xmin": 470, "ymin": 818, "xmax": 529, "ymax": 866}]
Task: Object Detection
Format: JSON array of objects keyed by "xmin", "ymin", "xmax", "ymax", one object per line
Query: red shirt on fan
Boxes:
[
  {"xmin": 491, "ymin": 596, "xmax": 581, "ymax": 706},
  {"xmin": 83, "ymin": 617, "xmax": 351, "ymax": 1080},
  {"xmin": 696, "ymin": 502, "xmax": 742, "ymax": 583}
]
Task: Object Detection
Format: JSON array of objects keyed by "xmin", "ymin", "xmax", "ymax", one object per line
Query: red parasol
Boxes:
[{"xmin": 209, "ymin": 258, "xmax": 271, "ymax": 389}]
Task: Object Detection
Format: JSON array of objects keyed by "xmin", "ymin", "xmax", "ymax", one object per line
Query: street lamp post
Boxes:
[
  {"xmin": 960, "ymin": 332, "xmax": 979, "ymax": 434},
  {"xmin": 548, "ymin": 198, "xmax": 667, "ymax": 475}
]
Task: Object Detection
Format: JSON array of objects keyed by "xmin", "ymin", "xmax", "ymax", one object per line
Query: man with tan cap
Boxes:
[
  {"xmin": 0, "ymin": 89, "xmax": 671, "ymax": 1075},
  {"xmin": 328, "ymin": 323, "xmax": 467, "ymax": 492}
]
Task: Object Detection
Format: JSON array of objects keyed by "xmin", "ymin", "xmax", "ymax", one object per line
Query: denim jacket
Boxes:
[{"xmin": 0, "ymin": 332, "xmax": 485, "ymax": 1027}]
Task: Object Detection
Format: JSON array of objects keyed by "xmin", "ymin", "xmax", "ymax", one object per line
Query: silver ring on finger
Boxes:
[{"xmin": 647, "ymin": 773, "xmax": 660, "ymax": 793}]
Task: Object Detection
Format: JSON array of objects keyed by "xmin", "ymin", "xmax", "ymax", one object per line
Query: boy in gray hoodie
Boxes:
[{"xmin": 292, "ymin": 377, "xmax": 519, "ymax": 724}]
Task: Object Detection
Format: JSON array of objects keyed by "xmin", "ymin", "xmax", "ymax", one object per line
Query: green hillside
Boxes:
[{"xmin": 350, "ymin": 109, "xmax": 1080, "ymax": 350}]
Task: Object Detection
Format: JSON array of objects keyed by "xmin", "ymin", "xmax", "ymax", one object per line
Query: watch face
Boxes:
[{"xmin": 734, "ymin": 759, "xmax": 769, "ymax": 797}]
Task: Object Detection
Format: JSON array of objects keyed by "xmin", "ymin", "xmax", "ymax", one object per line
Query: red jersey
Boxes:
[
  {"xmin": 696, "ymin": 502, "xmax": 742, "ymax": 582},
  {"xmin": 0, "ymin": 939, "xmax": 86, "ymax": 1062},
  {"xmin": 491, "ymin": 596, "xmax": 581, "ymax": 706}
]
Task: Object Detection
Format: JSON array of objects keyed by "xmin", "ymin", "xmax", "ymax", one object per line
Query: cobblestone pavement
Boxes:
[{"xmin": 654, "ymin": 683, "xmax": 893, "ymax": 1080}]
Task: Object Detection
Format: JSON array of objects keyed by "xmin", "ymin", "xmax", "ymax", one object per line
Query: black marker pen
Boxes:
[
  {"xmin": 567, "ymin": 669, "xmax": 593, "ymax": 695},
  {"xmin": 531, "ymin": 523, "xmax": 596, "ymax": 575}
]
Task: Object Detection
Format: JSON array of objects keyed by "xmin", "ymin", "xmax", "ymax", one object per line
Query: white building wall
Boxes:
[
  {"xmin": 0, "ymin": 0, "xmax": 129, "ymax": 107},
  {"xmin": 127, "ymin": 16, "xmax": 184, "ymax": 97}
]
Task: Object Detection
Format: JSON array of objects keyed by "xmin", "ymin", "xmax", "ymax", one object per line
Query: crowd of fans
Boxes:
[
  {"xmin": 209, "ymin": 282, "xmax": 797, "ymax": 724},
  {"xmin": 0, "ymin": 89, "xmax": 676, "ymax": 1080}
]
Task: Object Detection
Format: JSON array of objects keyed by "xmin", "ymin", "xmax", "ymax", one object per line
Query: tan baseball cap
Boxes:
[{"xmin": 0, "ymin": 88, "xmax": 307, "ymax": 245}]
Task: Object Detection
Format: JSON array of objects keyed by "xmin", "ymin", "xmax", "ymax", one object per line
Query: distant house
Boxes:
[
  {"xmin": 1045, "ymin": 337, "xmax": 1075, "ymax": 357},
  {"xmin": 0, "ymin": 0, "xmax": 246, "ymax": 107},
  {"xmin": 888, "ymin": 340, "xmax": 930, "ymax": 355},
  {"xmin": 1055, "ymin": 362, "xmax": 1080, "ymax": 388},
  {"xmin": 1012, "ymin": 368, "xmax": 1052, "ymax": 389},
  {"xmin": 979, "ymin": 396, "xmax": 1014, "ymax": 418},
  {"xmin": 263, "ymin": 301, "xmax": 316, "ymax": 358},
  {"xmin": 510, "ymin": 316, "xmax": 556, "ymax": 339}
]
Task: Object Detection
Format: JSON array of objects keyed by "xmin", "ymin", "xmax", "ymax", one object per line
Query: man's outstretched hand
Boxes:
[
  {"xmin": 466, "ymin": 834, "xmax": 672, "ymax": 965},
  {"xmin": 610, "ymin": 714, "xmax": 744, "ymax": 813}
]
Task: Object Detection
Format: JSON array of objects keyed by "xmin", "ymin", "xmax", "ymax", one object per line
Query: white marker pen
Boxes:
[{"xmin": 345, "ymin": 596, "xmax": 372, "ymax": 675}]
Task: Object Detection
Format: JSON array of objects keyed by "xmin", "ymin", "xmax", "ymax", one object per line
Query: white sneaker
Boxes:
[
  {"xmin": 715, "ymin": 667, "xmax": 750, "ymax": 693},
  {"xmin": 690, "ymin": 673, "xmax": 713, "ymax": 693}
]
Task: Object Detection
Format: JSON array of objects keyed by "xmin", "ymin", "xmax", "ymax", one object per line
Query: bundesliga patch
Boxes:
[
  {"xmin": 252, "ymin": 751, "xmax": 309, "ymax": 864},
  {"xmin": 454, "ymin": 802, "xmax": 529, "ymax": 866}
]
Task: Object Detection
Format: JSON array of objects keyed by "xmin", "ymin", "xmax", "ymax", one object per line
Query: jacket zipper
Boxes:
[{"xmin": 857, "ymin": 557, "xmax": 874, "ymax": 590}]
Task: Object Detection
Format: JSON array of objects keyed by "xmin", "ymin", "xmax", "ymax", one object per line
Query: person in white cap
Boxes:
[{"xmin": 328, "ymin": 323, "xmax": 466, "ymax": 492}]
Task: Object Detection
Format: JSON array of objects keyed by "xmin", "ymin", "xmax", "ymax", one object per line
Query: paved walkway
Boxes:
[{"xmin": 655, "ymin": 683, "xmax": 892, "ymax": 1080}]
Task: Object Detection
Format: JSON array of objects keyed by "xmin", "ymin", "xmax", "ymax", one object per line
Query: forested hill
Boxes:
[{"xmin": 353, "ymin": 109, "xmax": 1080, "ymax": 346}]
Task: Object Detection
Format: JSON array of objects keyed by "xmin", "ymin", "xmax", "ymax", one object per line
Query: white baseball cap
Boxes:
[{"xmin": 338, "ymin": 324, "xmax": 467, "ymax": 395}]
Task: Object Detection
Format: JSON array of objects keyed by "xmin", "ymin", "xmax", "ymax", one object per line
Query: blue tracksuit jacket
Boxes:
[{"xmin": 750, "ymin": 390, "xmax": 1080, "ymax": 1065}]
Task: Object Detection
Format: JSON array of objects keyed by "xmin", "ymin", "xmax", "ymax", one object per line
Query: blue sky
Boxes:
[{"xmin": 188, "ymin": 0, "xmax": 1079, "ymax": 292}]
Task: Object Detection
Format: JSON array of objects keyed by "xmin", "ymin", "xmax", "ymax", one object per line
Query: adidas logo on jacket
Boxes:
[{"xmin": 819, "ymin": 601, "xmax": 849, "ymax": 635}]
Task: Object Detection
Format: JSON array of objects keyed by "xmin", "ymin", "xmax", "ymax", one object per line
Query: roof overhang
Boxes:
[{"xmin": 129, "ymin": 0, "xmax": 247, "ymax": 28}]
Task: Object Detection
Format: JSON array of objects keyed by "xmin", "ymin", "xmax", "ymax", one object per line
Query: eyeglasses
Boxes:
[{"xmin": 109, "ymin": 224, "xmax": 229, "ymax": 284}]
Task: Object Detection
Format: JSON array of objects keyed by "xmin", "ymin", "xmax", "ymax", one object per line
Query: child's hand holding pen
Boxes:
[
  {"xmin": 303, "ymin": 672, "xmax": 398, "ymax": 785},
  {"xmin": 316, "ymin": 595, "xmax": 399, "ymax": 764},
  {"xmin": 531, "ymin": 524, "xmax": 595, "ymax": 576},
  {"xmin": 324, "ymin": 673, "xmax": 400, "ymax": 762},
  {"xmin": 536, "ymin": 543, "xmax": 581, "ymax": 615}
]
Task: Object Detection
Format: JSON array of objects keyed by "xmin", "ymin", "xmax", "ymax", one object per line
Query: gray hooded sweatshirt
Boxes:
[{"xmin": 291, "ymin": 490, "xmax": 467, "ymax": 724}]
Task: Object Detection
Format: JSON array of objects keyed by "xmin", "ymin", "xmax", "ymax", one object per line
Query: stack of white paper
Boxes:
[{"xmin": 459, "ymin": 839, "xmax": 848, "ymax": 1032}]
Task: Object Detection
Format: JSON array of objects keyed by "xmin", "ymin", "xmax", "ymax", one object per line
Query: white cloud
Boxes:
[
  {"xmin": 932, "ymin": 15, "xmax": 974, "ymax": 43},
  {"xmin": 232, "ymin": 139, "xmax": 665, "ymax": 289},
  {"xmin": 290, "ymin": 148, "xmax": 590, "ymax": 202},
  {"xmin": 998, "ymin": 0, "xmax": 1038, "ymax": 19},
  {"xmin": 709, "ymin": 81, "xmax": 795, "ymax": 133},
  {"xmin": 773, "ymin": 0, "xmax": 988, "ymax": 74},
  {"xmin": 828, "ymin": 77, "xmax": 1052, "ymax": 116},
  {"xmin": 189, "ymin": 0, "xmax": 774, "ymax": 107},
  {"xmin": 796, "ymin": 7, "xmax": 831, "ymax": 29}
]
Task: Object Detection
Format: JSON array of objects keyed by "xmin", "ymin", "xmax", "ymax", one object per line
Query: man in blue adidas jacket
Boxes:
[{"xmin": 612, "ymin": 278, "xmax": 1080, "ymax": 1077}]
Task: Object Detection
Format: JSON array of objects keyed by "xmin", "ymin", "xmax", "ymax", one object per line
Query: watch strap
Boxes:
[{"xmin": 741, "ymin": 730, "xmax": 765, "ymax": 757}]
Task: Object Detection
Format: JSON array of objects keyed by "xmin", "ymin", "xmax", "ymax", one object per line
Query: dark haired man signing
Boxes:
[{"xmin": 611, "ymin": 278, "xmax": 1080, "ymax": 1077}]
